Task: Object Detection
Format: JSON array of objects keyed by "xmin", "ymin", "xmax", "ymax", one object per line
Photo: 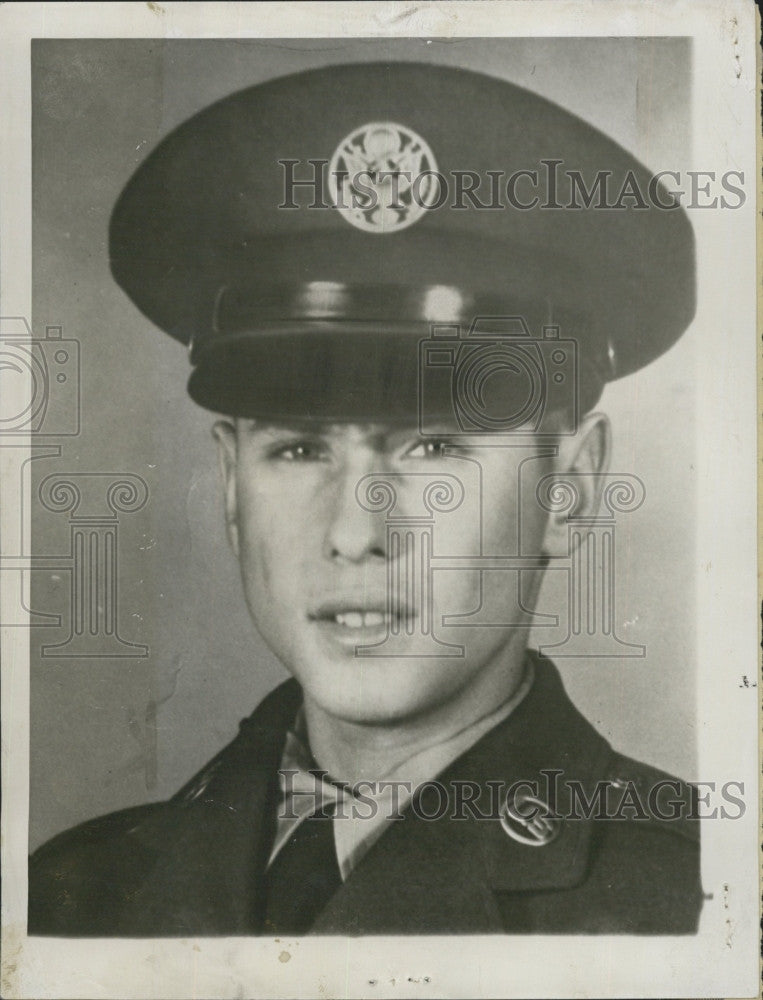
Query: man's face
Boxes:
[{"xmin": 215, "ymin": 419, "xmax": 558, "ymax": 726}]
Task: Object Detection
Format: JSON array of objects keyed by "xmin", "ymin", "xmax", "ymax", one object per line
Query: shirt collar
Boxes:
[{"xmin": 272, "ymin": 658, "xmax": 535, "ymax": 880}]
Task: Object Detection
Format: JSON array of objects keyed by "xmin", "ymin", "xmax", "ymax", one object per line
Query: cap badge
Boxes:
[
  {"xmin": 328, "ymin": 121, "xmax": 439, "ymax": 233},
  {"xmin": 499, "ymin": 793, "xmax": 562, "ymax": 847}
]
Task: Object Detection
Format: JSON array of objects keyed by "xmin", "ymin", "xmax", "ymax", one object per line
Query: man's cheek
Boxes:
[
  {"xmin": 236, "ymin": 525, "xmax": 274, "ymax": 600},
  {"xmin": 433, "ymin": 569, "xmax": 481, "ymax": 618},
  {"xmin": 239, "ymin": 521, "xmax": 303, "ymax": 601}
]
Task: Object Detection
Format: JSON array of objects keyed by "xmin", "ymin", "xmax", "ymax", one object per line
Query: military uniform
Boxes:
[
  {"xmin": 29, "ymin": 655, "xmax": 701, "ymax": 936},
  {"xmin": 30, "ymin": 61, "xmax": 701, "ymax": 937}
]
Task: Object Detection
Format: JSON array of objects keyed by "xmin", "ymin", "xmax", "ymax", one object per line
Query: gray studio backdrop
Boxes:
[{"xmin": 30, "ymin": 37, "xmax": 695, "ymax": 850}]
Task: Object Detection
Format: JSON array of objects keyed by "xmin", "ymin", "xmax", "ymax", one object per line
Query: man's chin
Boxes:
[{"xmin": 293, "ymin": 655, "xmax": 464, "ymax": 728}]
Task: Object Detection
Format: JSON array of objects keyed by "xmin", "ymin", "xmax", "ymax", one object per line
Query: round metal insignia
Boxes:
[
  {"xmin": 499, "ymin": 794, "xmax": 562, "ymax": 847},
  {"xmin": 328, "ymin": 121, "xmax": 439, "ymax": 233}
]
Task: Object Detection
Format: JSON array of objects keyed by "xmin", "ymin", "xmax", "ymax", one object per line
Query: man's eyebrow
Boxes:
[
  {"xmin": 239, "ymin": 419, "xmax": 332, "ymax": 436},
  {"xmin": 239, "ymin": 419, "xmax": 394, "ymax": 438}
]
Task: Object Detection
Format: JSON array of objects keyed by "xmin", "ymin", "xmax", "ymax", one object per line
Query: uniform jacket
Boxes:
[{"xmin": 29, "ymin": 655, "xmax": 703, "ymax": 936}]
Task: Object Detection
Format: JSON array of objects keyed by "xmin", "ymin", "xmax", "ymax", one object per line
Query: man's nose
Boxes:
[{"xmin": 323, "ymin": 462, "xmax": 387, "ymax": 564}]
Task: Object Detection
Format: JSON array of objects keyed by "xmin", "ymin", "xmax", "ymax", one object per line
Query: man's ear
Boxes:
[
  {"xmin": 212, "ymin": 419, "xmax": 240, "ymax": 557},
  {"xmin": 542, "ymin": 412, "xmax": 612, "ymax": 557}
]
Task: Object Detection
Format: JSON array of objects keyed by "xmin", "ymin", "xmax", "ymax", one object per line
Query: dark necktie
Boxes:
[{"xmin": 262, "ymin": 803, "xmax": 342, "ymax": 934}]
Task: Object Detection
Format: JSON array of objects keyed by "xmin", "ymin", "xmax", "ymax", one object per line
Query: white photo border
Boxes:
[{"xmin": 1, "ymin": 3, "xmax": 759, "ymax": 998}]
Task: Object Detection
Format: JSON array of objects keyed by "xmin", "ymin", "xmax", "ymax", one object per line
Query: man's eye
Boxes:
[
  {"xmin": 405, "ymin": 439, "xmax": 451, "ymax": 459},
  {"xmin": 268, "ymin": 440, "xmax": 327, "ymax": 462}
]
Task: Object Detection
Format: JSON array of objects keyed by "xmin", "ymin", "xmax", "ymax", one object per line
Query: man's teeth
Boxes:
[{"xmin": 333, "ymin": 611, "xmax": 387, "ymax": 628}]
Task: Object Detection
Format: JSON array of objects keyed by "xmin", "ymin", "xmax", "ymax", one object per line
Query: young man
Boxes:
[{"xmin": 29, "ymin": 61, "xmax": 702, "ymax": 936}]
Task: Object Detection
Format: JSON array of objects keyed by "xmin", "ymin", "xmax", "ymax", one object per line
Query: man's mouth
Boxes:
[
  {"xmin": 309, "ymin": 601, "xmax": 416, "ymax": 631},
  {"xmin": 329, "ymin": 611, "xmax": 388, "ymax": 629}
]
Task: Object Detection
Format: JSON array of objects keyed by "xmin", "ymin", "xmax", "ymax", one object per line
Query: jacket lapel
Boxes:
[
  {"xmin": 124, "ymin": 679, "xmax": 302, "ymax": 936},
  {"xmin": 312, "ymin": 656, "xmax": 613, "ymax": 934},
  {"xmin": 311, "ymin": 787, "xmax": 505, "ymax": 933},
  {"xmin": 472, "ymin": 655, "xmax": 612, "ymax": 895}
]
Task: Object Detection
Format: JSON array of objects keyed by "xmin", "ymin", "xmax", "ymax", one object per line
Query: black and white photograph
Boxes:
[{"xmin": 0, "ymin": 3, "xmax": 758, "ymax": 998}]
